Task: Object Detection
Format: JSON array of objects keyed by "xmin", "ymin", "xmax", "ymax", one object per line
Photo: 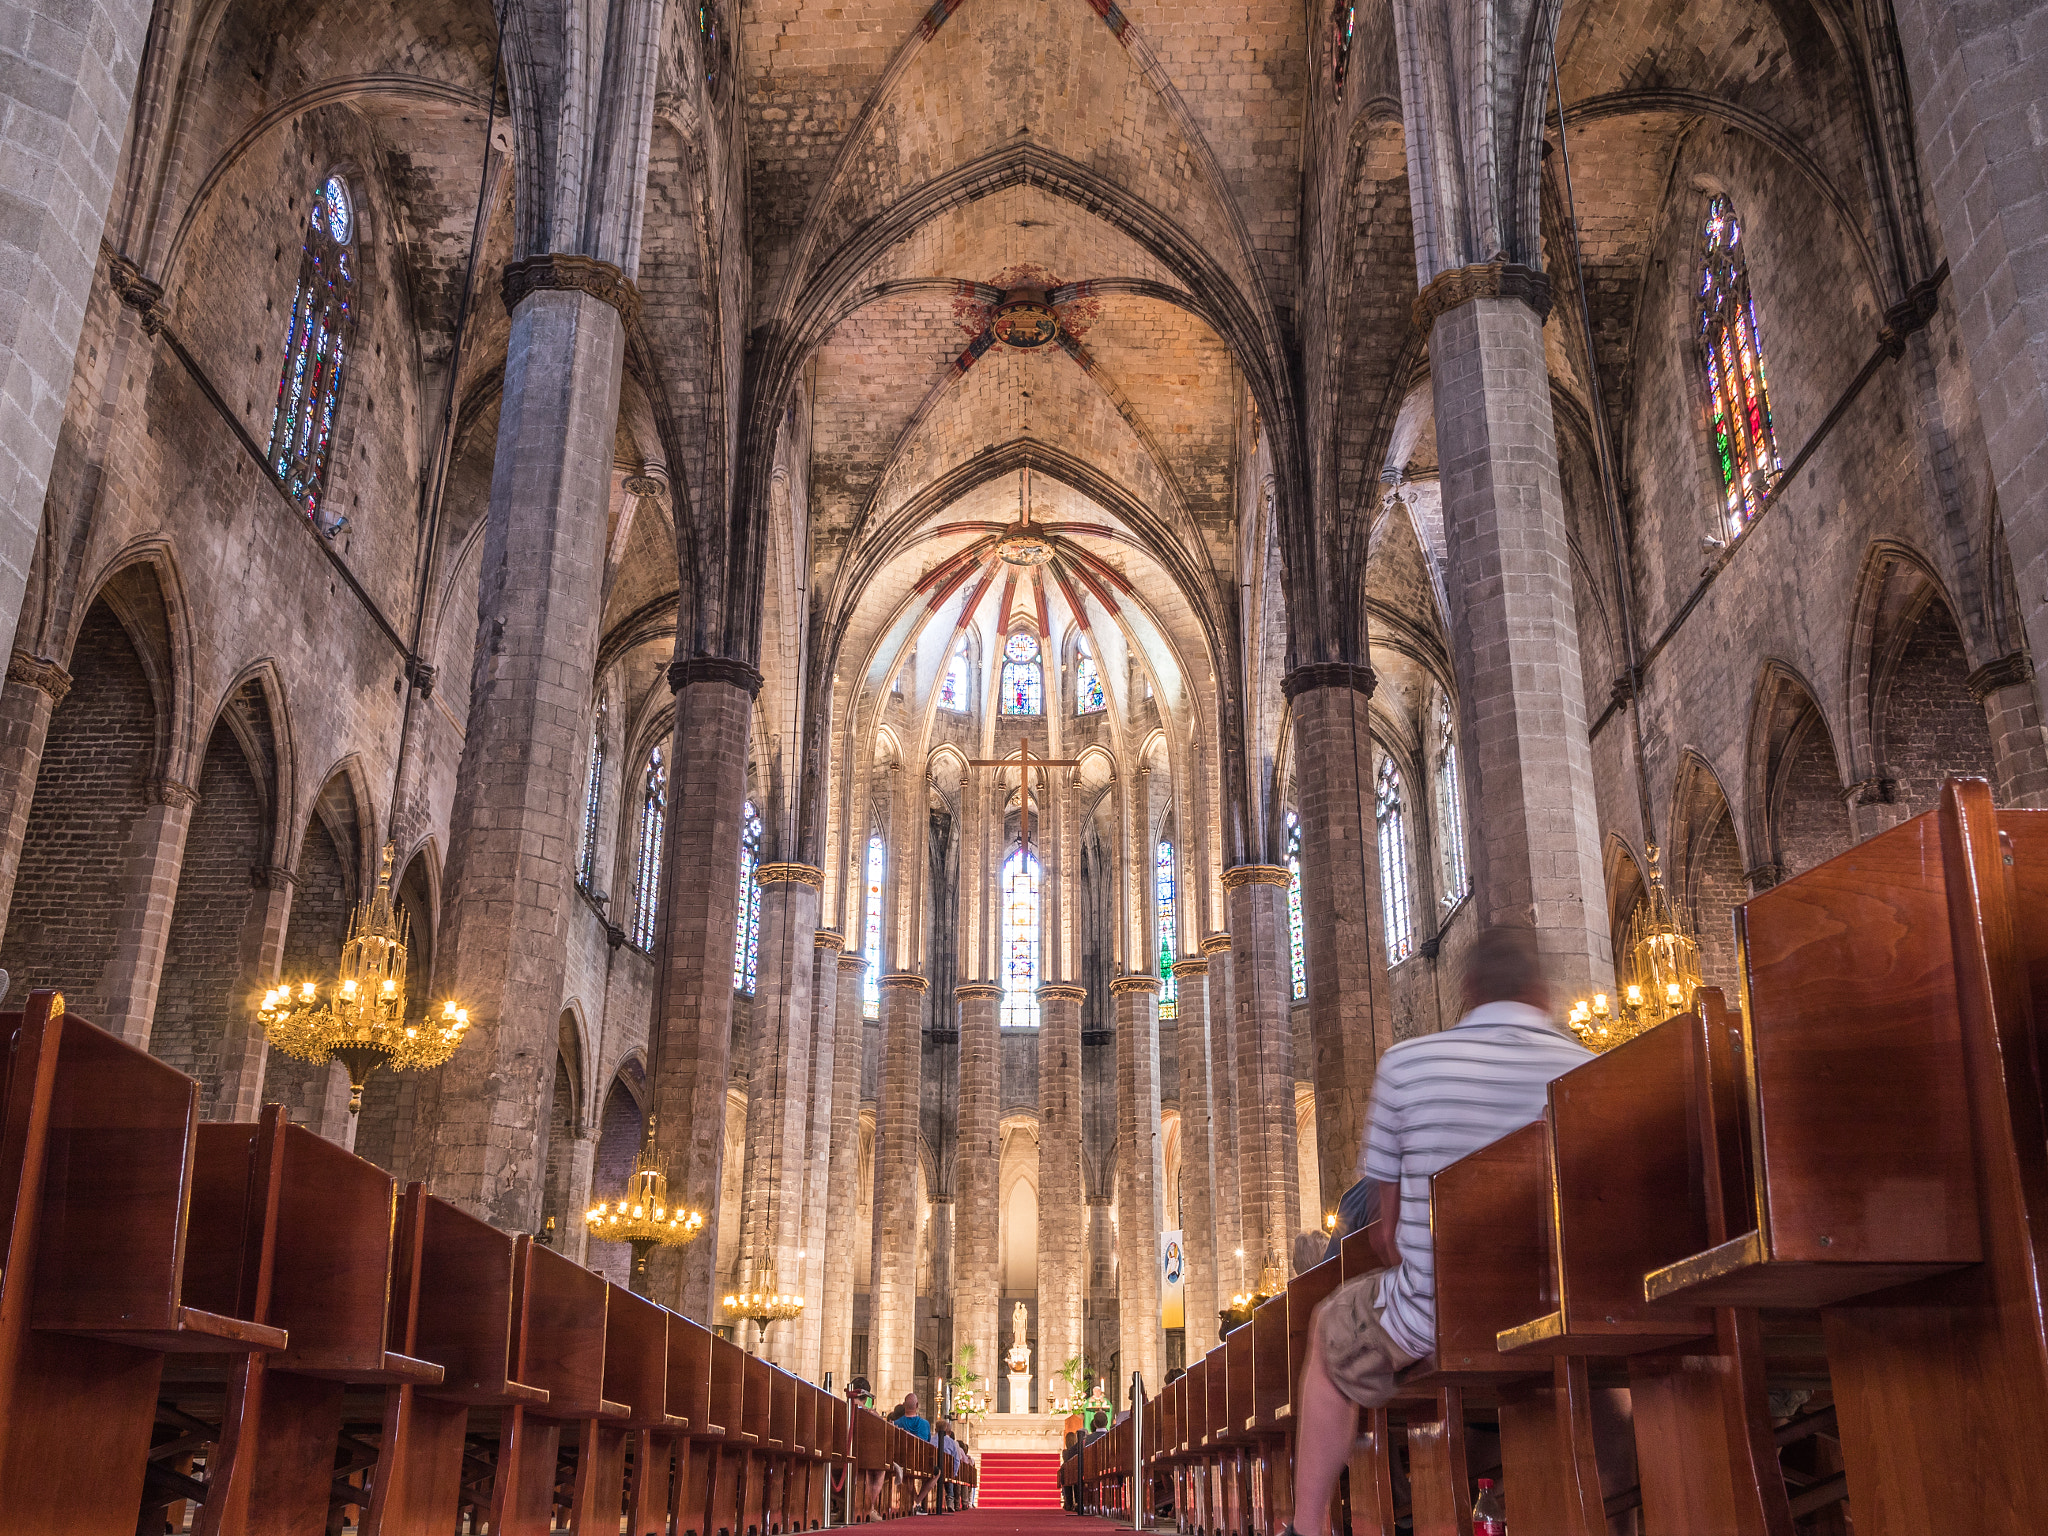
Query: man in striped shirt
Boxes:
[{"xmin": 1288, "ymin": 926, "xmax": 1593, "ymax": 1536}]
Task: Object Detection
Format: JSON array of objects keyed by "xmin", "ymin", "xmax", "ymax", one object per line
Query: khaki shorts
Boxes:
[{"xmin": 1315, "ymin": 1270, "xmax": 1419, "ymax": 1409}]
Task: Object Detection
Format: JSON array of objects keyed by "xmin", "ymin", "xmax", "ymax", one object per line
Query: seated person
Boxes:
[{"xmin": 1287, "ymin": 925, "xmax": 1594, "ymax": 1536}]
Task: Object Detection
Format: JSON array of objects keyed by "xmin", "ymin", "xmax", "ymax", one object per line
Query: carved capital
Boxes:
[
  {"xmin": 1199, "ymin": 932, "xmax": 1233, "ymax": 955},
  {"xmin": 7, "ymin": 651, "xmax": 72, "ymax": 704},
  {"xmin": 881, "ymin": 971, "xmax": 929, "ymax": 993},
  {"xmin": 1037, "ymin": 982, "xmax": 1088, "ymax": 1003},
  {"xmin": 149, "ymin": 776, "xmax": 201, "ymax": 810},
  {"xmin": 955, "ymin": 982, "xmax": 1003, "ymax": 1000},
  {"xmin": 262, "ymin": 864, "xmax": 299, "ymax": 891},
  {"xmin": 501, "ymin": 253, "xmax": 643, "ymax": 329},
  {"xmin": 837, "ymin": 950, "xmax": 870, "ymax": 972},
  {"xmin": 1966, "ymin": 652, "xmax": 2032, "ymax": 701},
  {"xmin": 405, "ymin": 657, "xmax": 438, "ymax": 699},
  {"xmin": 1844, "ymin": 777, "xmax": 1896, "ymax": 807},
  {"xmin": 1744, "ymin": 862, "xmax": 1784, "ymax": 895},
  {"xmin": 1281, "ymin": 661, "xmax": 1376, "ymax": 701},
  {"xmin": 622, "ymin": 474, "xmax": 666, "ymax": 499},
  {"xmin": 1110, "ymin": 973, "xmax": 1162, "ymax": 997},
  {"xmin": 1412, "ymin": 261, "xmax": 1552, "ymax": 331},
  {"xmin": 107, "ymin": 252, "xmax": 167, "ymax": 336},
  {"xmin": 1221, "ymin": 863, "xmax": 1291, "ymax": 891},
  {"xmin": 756, "ymin": 861, "xmax": 823, "ymax": 890},
  {"xmin": 1169, "ymin": 955, "xmax": 1209, "ymax": 978},
  {"xmin": 814, "ymin": 929, "xmax": 847, "ymax": 952},
  {"xmin": 668, "ymin": 654, "xmax": 765, "ymax": 698}
]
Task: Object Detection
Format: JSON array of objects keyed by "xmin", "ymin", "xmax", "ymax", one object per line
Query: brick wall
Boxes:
[
  {"xmin": 1882, "ymin": 599, "xmax": 1995, "ymax": 816},
  {"xmin": 266, "ymin": 818, "xmax": 352, "ymax": 1123},
  {"xmin": 1777, "ymin": 717, "xmax": 1855, "ymax": 879},
  {"xmin": 150, "ymin": 721, "xmax": 264, "ymax": 1116},
  {"xmin": 0, "ymin": 602, "xmax": 154, "ymax": 1002},
  {"xmin": 587, "ymin": 1078, "xmax": 644, "ymax": 1287}
]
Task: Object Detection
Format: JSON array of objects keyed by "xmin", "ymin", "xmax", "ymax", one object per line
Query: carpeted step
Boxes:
[{"xmin": 976, "ymin": 1450, "xmax": 1065, "ymax": 1509}]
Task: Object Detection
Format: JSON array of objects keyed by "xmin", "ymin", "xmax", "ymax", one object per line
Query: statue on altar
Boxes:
[{"xmin": 1004, "ymin": 1302, "xmax": 1031, "ymax": 1413}]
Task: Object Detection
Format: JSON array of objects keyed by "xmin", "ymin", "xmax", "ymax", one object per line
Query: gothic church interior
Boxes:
[{"xmin": 0, "ymin": 0, "xmax": 2042, "ymax": 1508}]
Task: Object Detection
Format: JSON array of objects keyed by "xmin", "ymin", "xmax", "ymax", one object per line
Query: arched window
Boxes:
[
  {"xmin": 1000, "ymin": 632, "xmax": 1043, "ymax": 715},
  {"xmin": 630, "ymin": 745, "xmax": 667, "ymax": 950},
  {"xmin": 1434, "ymin": 696, "xmax": 1468, "ymax": 907},
  {"xmin": 1376, "ymin": 757, "xmax": 1414, "ymax": 963},
  {"xmin": 1075, "ymin": 649, "xmax": 1106, "ymax": 714},
  {"xmin": 939, "ymin": 641, "xmax": 973, "ymax": 713},
  {"xmin": 1156, "ymin": 839, "xmax": 1178, "ymax": 1020},
  {"xmin": 1285, "ymin": 811, "xmax": 1305, "ymax": 999},
  {"xmin": 862, "ymin": 832, "xmax": 885, "ymax": 1019},
  {"xmin": 578, "ymin": 702, "xmax": 606, "ymax": 891},
  {"xmin": 734, "ymin": 800, "xmax": 764, "ymax": 994},
  {"xmin": 1698, "ymin": 195, "xmax": 1782, "ymax": 531},
  {"xmin": 269, "ymin": 175, "xmax": 356, "ymax": 528},
  {"xmin": 1001, "ymin": 846, "xmax": 1042, "ymax": 1028}
]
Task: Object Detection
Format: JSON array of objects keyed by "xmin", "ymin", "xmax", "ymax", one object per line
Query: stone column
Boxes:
[
  {"xmin": 1112, "ymin": 974, "xmax": 1165, "ymax": 1390},
  {"xmin": 98, "ymin": 777, "xmax": 197, "ymax": 1045},
  {"xmin": 798, "ymin": 930, "xmax": 846, "ymax": 1380},
  {"xmin": 0, "ymin": 652, "xmax": 67, "ymax": 926},
  {"xmin": 1036, "ymin": 980, "xmax": 1086, "ymax": 1409},
  {"xmin": 1200, "ymin": 932, "xmax": 1243, "ymax": 1296},
  {"xmin": 870, "ymin": 970, "xmax": 927, "ymax": 1398},
  {"xmin": 411, "ymin": 266, "xmax": 636, "ymax": 1232},
  {"xmin": 559, "ymin": 1127, "xmax": 599, "ymax": 1266},
  {"xmin": 1420, "ymin": 269, "xmax": 1611, "ymax": 998},
  {"xmin": 953, "ymin": 980, "xmax": 1002, "ymax": 1400},
  {"xmin": 819, "ymin": 946, "xmax": 869, "ymax": 1386},
  {"xmin": 216, "ymin": 868, "xmax": 296, "ymax": 1122},
  {"xmin": 645, "ymin": 657, "xmax": 760, "ymax": 1319},
  {"xmin": 1890, "ymin": 0, "xmax": 2048, "ymax": 723},
  {"xmin": 1224, "ymin": 868, "xmax": 1298, "ymax": 1277},
  {"xmin": 740, "ymin": 863, "xmax": 819, "ymax": 1369},
  {"xmin": 1169, "ymin": 955, "xmax": 1220, "ymax": 1361},
  {"xmin": 1285, "ymin": 664, "xmax": 1396, "ymax": 1208},
  {"xmin": 1969, "ymin": 654, "xmax": 2048, "ymax": 808},
  {"xmin": 0, "ymin": 0, "xmax": 151, "ymax": 662}
]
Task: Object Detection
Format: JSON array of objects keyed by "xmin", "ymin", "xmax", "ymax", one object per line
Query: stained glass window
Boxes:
[
  {"xmin": 1331, "ymin": 0, "xmax": 1355, "ymax": 96},
  {"xmin": 579, "ymin": 701, "xmax": 606, "ymax": 891},
  {"xmin": 1000, "ymin": 631, "xmax": 1043, "ymax": 716},
  {"xmin": 630, "ymin": 745, "xmax": 667, "ymax": 951},
  {"xmin": 1434, "ymin": 697, "xmax": 1469, "ymax": 908},
  {"xmin": 1376, "ymin": 758, "xmax": 1414, "ymax": 964},
  {"xmin": 734, "ymin": 800, "xmax": 764, "ymax": 994},
  {"xmin": 1698, "ymin": 195, "xmax": 1781, "ymax": 532},
  {"xmin": 940, "ymin": 642, "xmax": 973, "ymax": 713},
  {"xmin": 1001, "ymin": 846, "xmax": 1042, "ymax": 1028},
  {"xmin": 268, "ymin": 175, "xmax": 356, "ymax": 528},
  {"xmin": 863, "ymin": 832, "xmax": 885, "ymax": 1020},
  {"xmin": 1285, "ymin": 811, "xmax": 1305, "ymax": 1000},
  {"xmin": 1076, "ymin": 650, "xmax": 1106, "ymax": 714},
  {"xmin": 1156, "ymin": 840, "xmax": 1178, "ymax": 1020}
]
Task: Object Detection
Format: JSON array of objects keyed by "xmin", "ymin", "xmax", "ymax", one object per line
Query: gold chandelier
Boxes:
[
  {"xmin": 722, "ymin": 1271, "xmax": 805, "ymax": 1329},
  {"xmin": 586, "ymin": 1132, "xmax": 705, "ymax": 1284},
  {"xmin": 256, "ymin": 843, "xmax": 471, "ymax": 1111},
  {"xmin": 1567, "ymin": 843, "xmax": 1703, "ymax": 1051}
]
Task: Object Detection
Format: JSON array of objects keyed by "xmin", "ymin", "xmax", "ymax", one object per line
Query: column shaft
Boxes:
[
  {"xmin": 820, "ymin": 949, "xmax": 869, "ymax": 1385},
  {"xmin": 216, "ymin": 872, "xmax": 295, "ymax": 1122},
  {"xmin": 646, "ymin": 662, "xmax": 759, "ymax": 1319},
  {"xmin": 100, "ymin": 782, "xmax": 195, "ymax": 1044},
  {"xmin": 1036, "ymin": 981, "xmax": 1086, "ymax": 1407},
  {"xmin": 869, "ymin": 971, "xmax": 926, "ymax": 1398},
  {"xmin": 1974, "ymin": 666, "xmax": 2048, "ymax": 808},
  {"xmin": 0, "ymin": 655, "xmax": 65, "ymax": 928},
  {"xmin": 1226, "ymin": 871, "xmax": 1297, "ymax": 1273},
  {"xmin": 1286, "ymin": 670, "xmax": 1395, "ymax": 1209},
  {"xmin": 1200, "ymin": 933, "xmax": 1243, "ymax": 1297},
  {"xmin": 411, "ymin": 286, "xmax": 627, "ymax": 1230},
  {"xmin": 1170, "ymin": 956, "xmax": 1219, "ymax": 1360},
  {"xmin": 1429, "ymin": 289, "xmax": 1610, "ymax": 996},
  {"xmin": 954, "ymin": 982, "xmax": 1002, "ymax": 1400},
  {"xmin": 797, "ymin": 931, "xmax": 846, "ymax": 1380},
  {"xmin": 1112, "ymin": 975, "xmax": 1165, "ymax": 1390},
  {"xmin": 741, "ymin": 866, "xmax": 818, "ymax": 1367}
]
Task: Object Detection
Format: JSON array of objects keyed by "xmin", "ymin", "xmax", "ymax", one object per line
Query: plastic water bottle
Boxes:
[{"xmin": 1473, "ymin": 1477, "xmax": 1506, "ymax": 1536}]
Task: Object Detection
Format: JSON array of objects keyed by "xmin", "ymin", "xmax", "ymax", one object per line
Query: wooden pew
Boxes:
[
  {"xmin": 605, "ymin": 1283, "xmax": 686, "ymax": 1534},
  {"xmin": 668, "ymin": 1312, "xmax": 719, "ymax": 1536},
  {"xmin": 0, "ymin": 993, "xmax": 285, "ymax": 1533}
]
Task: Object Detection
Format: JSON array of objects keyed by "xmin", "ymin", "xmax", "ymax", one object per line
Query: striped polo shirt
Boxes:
[{"xmin": 1361, "ymin": 1001, "xmax": 1594, "ymax": 1358}]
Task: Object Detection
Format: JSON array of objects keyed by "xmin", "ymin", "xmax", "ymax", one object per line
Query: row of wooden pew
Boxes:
[
  {"xmin": 1080, "ymin": 779, "xmax": 2048, "ymax": 1535},
  {"xmin": 0, "ymin": 987, "xmax": 949, "ymax": 1534}
]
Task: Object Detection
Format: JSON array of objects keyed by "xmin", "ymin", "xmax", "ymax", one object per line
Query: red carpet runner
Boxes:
[
  {"xmin": 904, "ymin": 1513, "xmax": 1121, "ymax": 1534},
  {"xmin": 975, "ymin": 1450, "xmax": 1064, "ymax": 1510}
]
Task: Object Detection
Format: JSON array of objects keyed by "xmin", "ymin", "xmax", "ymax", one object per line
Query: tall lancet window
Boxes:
[
  {"xmin": 1376, "ymin": 757, "xmax": 1415, "ymax": 963},
  {"xmin": 578, "ymin": 700, "xmax": 606, "ymax": 891},
  {"xmin": 1698, "ymin": 195, "xmax": 1781, "ymax": 531},
  {"xmin": 630, "ymin": 744, "xmax": 667, "ymax": 951},
  {"xmin": 1001, "ymin": 846, "xmax": 1042, "ymax": 1028},
  {"xmin": 1285, "ymin": 810, "xmax": 1305, "ymax": 999},
  {"xmin": 1075, "ymin": 649, "xmax": 1106, "ymax": 714},
  {"xmin": 1434, "ymin": 696, "xmax": 1469, "ymax": 907},
  {"xmin": 1000, "ymin": 631, "xmax": 1043, "ymax": 715},
  {"xmin": 269, "ymin": 175, "xmax": 356, "ymax": 527},
  {"xmin": 1156, "ymin": 839, "xmax": 1178, "ymax": 1020},
  {"xmin": 734, "ymin": 800, "xmax": 764, "ymax": 994},
  {"xmin": 940, "ymin": 640, "xmax": 973, "ymax": 713},
  {"xmin": 863, "ymin": 831, "xmax": 885, "ymax": 1019}
]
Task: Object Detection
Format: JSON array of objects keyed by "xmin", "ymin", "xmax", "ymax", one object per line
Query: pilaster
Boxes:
[
  {"xmin": 1199, "ymin": 932, "xmax": 1242, "ymax": 1286},
  {"xmin": 217, "ymin": 867, "xmax": 296, "ymax": 1123},
  {"xmin": 1169, "ymin": 955, "xmax": 1219, "ymax": 1360},
  {"xmin": 0, "ymin": 652, "xmax": 68, "ymax": 928},
  {"xmin": 1111, "ymin": 973, "xmax": 1165, "ymax": 1390},
  {"xmin": 98, "ymin": 776, "xmax": 198, "ymax": 1045},
  {"xmin": 820, "ymin": 946, "xmax": 869, "ymax": 1384},
  {"xmin": 1224, "ymin": 869, "xmax": 1297, "ymax": 1272},
  {"xmin": 1035, "ymin": 980, "xmax": 1086, "ymax": 1409},
  {"xmin": 797, "ymin": 929, "xmax": 846, "ymax": 1379},
  {"xmin": 870, "ymin": 970, "xmax": 928, "ymax": 1397}
]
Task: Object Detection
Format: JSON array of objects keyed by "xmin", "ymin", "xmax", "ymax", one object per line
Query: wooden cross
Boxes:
[{"xmin": 966, "ymin": 734, "xmax": 1081, "ymax": 862}]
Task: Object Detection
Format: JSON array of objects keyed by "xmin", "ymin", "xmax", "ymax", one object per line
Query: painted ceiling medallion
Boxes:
[{"xmin": 991, "ymin": 288, "xmax": 1059, "ymax": 349}]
